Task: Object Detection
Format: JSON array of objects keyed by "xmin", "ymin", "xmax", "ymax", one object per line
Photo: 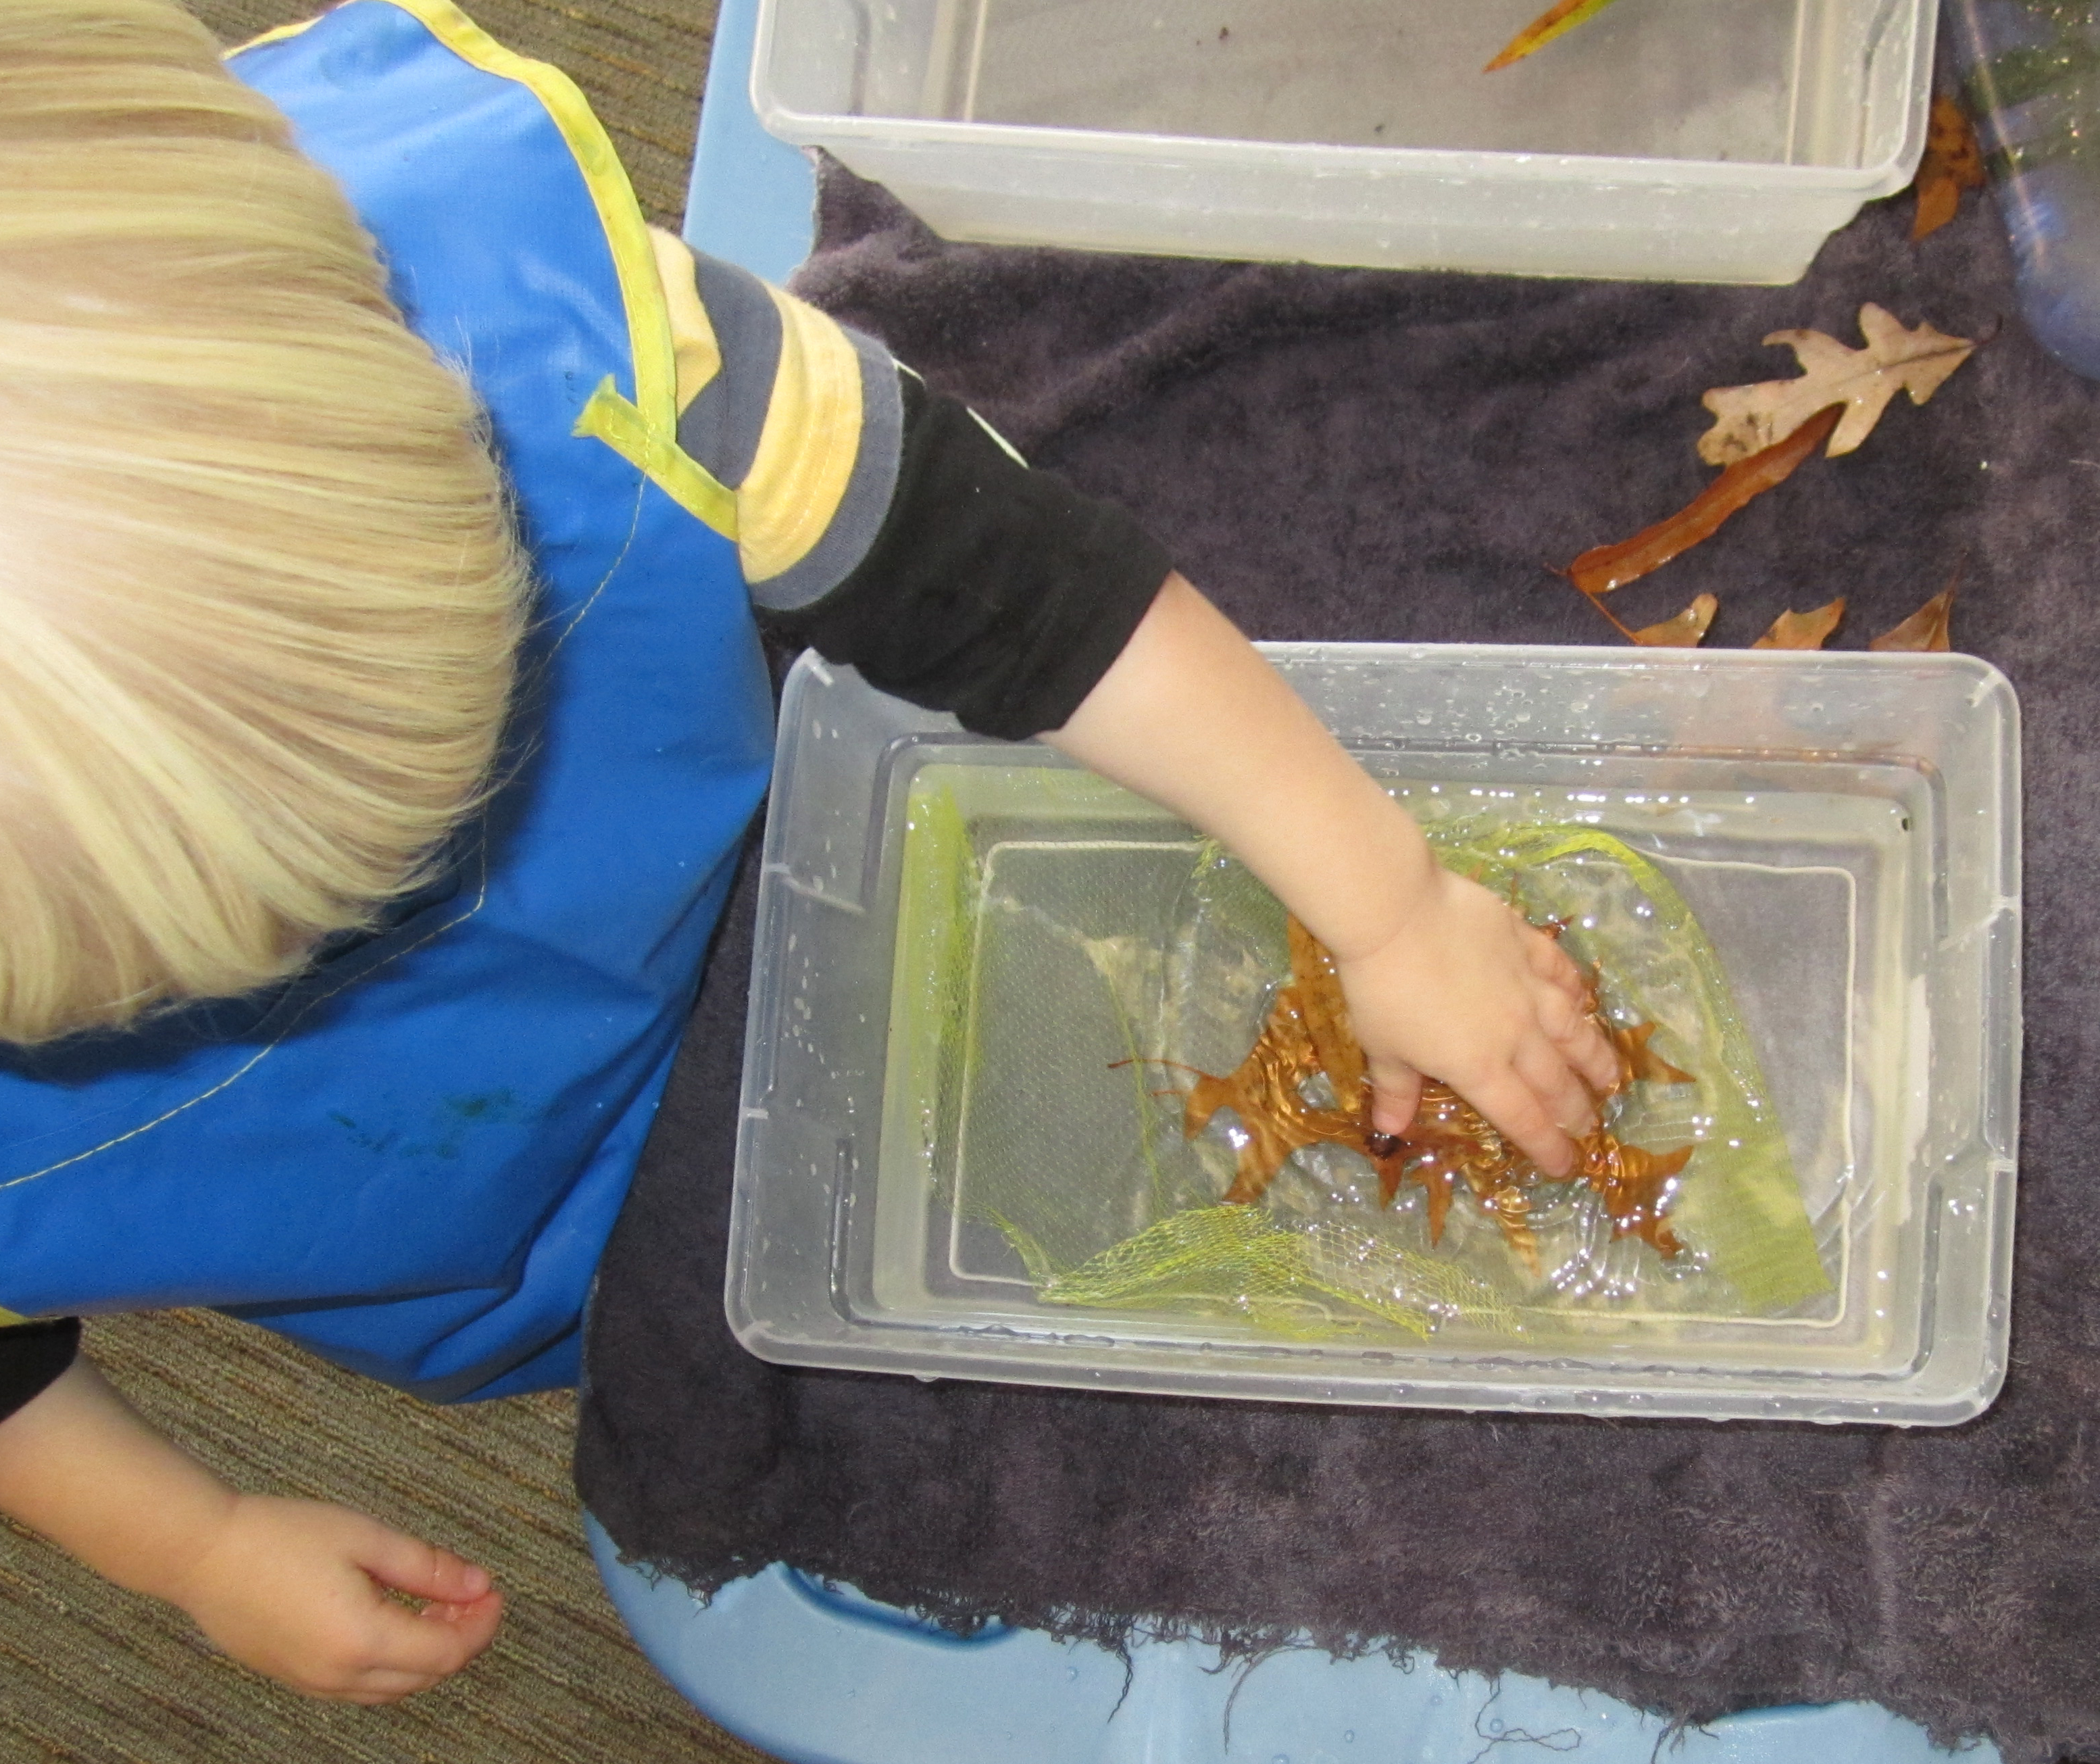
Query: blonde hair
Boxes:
[{"xmin": 0, "ymin": 0, "xmax": 530, "ymax": 1042}]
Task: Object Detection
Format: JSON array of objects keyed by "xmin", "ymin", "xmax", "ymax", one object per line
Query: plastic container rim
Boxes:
[
  {"xmin": 724, "ymin": 639, "xmax": 2020, "ymax": 1427},
  {"xmin": 751, "ymin": 0, "xmax": 1933, "ymax": 198}
]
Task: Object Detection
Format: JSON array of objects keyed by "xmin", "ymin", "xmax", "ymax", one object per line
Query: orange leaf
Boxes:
[
  {"xmin": 1869, "ymin": 586, "xmax": 1955, "ymax": 652},
  {"xmin": 1576, "ymin": 1140, "xmax": 1695, "ymax": 1256},
  {"xmin": 1752, "ymin": 597, "xmax": 1846, "ymax": 650},
  {"xmin": 1176, "ymin": 919, "xmax": 1698, "ymax": 1271},
  {"xmin": 1567, "ymin": 404, "xmax": 1843, "ymax": 597},
  {"xmin": 1484, "ymin": 0, "xmax": 1621, "ymax": 71},
  {"xmin": 1184, "ymin": 958, "xmax": 1357, "ymax": 1206},
  {"xmin": 1609, "ymin": 1021, "xmax": 1695, "ymax": 1087},
  {"xmin": 1286, "ymin": 914, "xmax": 1365, "ymax": 1112},
  {"xmin": 1630, "ymin": 593, "xmax": 1717, "ymax": 648},
  {"xmin": 1912, "ymin": 95, "xmax": 1986, "ymax": 241}
]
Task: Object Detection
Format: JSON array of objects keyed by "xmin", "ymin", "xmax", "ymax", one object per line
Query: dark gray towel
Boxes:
[{"xmin": 578, "ymin": 156, "xmax": 2100, "ymax": 1763}]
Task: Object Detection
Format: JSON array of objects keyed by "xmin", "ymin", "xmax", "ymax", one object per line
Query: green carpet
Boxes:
[{"xmin": 0, "ymin": 5, "xmax": 782, "ymax": 1758}]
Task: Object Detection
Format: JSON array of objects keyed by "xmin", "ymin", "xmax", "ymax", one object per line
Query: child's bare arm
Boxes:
[
  {"xmin": 1045, "ymin": 573, "xmax": 1620, "ymax": 1175},
  {"xmin": 0, "ymin": 1355, "xmax": 501, "ymax": 1702}
]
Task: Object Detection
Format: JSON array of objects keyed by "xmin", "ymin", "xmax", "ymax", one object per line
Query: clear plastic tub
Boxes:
[
  {"xmin": 753, "ymin": 0, "xmax": 1938, "ymax": 283},
  {"xmin": 727, "ymin": 645, "xmax": 2019, "ymax": 1424}
]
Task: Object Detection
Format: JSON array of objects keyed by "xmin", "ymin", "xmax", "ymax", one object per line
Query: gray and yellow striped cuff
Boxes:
[{"xmin": 674, "ymin": 252, "xmax": 903, "ymax": 612}]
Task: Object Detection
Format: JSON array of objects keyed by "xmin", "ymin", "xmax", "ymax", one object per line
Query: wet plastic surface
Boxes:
[{"xmin": 728, "ymin": 646, "xmax": 2019, "ymax": 1423}]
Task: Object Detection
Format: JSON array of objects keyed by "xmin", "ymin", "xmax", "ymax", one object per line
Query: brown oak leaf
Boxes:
[
  {"xmin": 1699, "ymin": 304, "xmax": 1974, "ymax": 465},
  {"xmin": 1577, "ymin": 1140, "xmax": 1694, "ymax": 1257},
  {"xmin": 1609, "ymin": 1021, "xmax": 1695, "ymax": 1087}
]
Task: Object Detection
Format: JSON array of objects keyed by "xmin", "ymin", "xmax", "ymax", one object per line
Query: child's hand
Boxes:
[
  {"xmin": 167, "ymin": 1494, "xmax": 503, "ymax": 1704},
  {"xmin": 1332, "ymin": 866, "xmax": 1619, "ymax": 1176},
  {"xmin": 1045, "ymin": 573, "xmax": 1620, "ymax": 1176}
]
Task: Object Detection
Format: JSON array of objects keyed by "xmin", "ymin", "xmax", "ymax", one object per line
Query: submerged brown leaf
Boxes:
[
  {"xmin": 1752, "ymin": 597, "xmax": 1847, "ymax": 650},
  {"xmin": 1609, "ymin": 1021, "xmax": 1695, "ymax": 1087},
  {"xmin": 1382, "ymin": 1082, "xmax": 1540, "ymax": 1271},
  {"xmin": 1578, "ymin": 1140, "xmax": 1694, "ymax": 1257},
  {"xmin": 1286, "ymin": 914, "xmax": 1364, "ymax": 1110},
  {"xmin": 1567, "ymin": 404, "xmax": 1841, "ymax": 600},
  {"xmin": 1699, "ymin": 305, "xmax": 1974, "ymax": 465},
  {"xmin": 1186, "ymin": 921, "xmax": 1362, "ymax": 1205},
  {"xmin": 1912, "ymin": 95, "xmax": 1986, "ymax": 241},
  {"xmin": 1869, "ymin": 586, "xmax": 1955, "ymax": 652},
  {"xmin": 1630, "ymin": 593, "xmax": 1718, "ymax": 648},
  {"xmin": 1184, "ymin": 997, "xmax": 1349, "ymax": 1205},
  {"xmin": 1176, "ymin": 918, "xmax": 1698, "ymax": 1271}
]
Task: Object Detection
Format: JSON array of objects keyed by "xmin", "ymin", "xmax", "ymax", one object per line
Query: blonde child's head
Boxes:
[{"xmin": 0, "ymin": 0, "xmax": 530, "ymax": 1043}]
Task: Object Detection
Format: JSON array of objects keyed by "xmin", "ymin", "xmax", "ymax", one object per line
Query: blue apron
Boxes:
[{"xmin": 0, "ymin": 0, "xmax": 772, "ymax": 1400}]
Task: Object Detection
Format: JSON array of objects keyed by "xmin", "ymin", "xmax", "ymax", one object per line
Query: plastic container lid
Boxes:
[{"xmin": 728, "ymin": 645, "xmax": 2018, "ymax": 1425}]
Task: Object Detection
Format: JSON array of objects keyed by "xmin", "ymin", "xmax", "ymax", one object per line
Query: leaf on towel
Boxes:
[
  {"xmin": 1630, "ymin": 595, "xmax": 1718, "ymax": 647},
  {"xmin": 1869, "ymin": 585, "xmax": 1955, "ymax": 652},
  {"xmin": 1566, "ymin": 404, "xmax": 1842, "ymax": 599},
  {"xmin": 1484, "ymin": 0, "xmax": 1622, "ymax": 71},
  {"xmin": 1912, "ymin": 96, "xmax": 1986, "ymax": 241},
  {"xmin": 1699, "ymin": 305, "xmax": 1974, "ymax": 465},
  {"xmin": 1751, "ymin": 597, "xmax": 1847, "ymax": 650}
]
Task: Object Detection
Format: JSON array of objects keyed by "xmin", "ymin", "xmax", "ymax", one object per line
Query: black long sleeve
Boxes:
[
  {"xmin": 761, "ymin": 373, "xmax": 1172, "ymax": 740},
  {"xmin": 0, "ymin": 1317, "xmax": 78, "ymax": 1423}
]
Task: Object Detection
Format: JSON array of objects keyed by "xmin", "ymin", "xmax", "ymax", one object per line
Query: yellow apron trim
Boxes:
[
  {"xmin": 651, "ymin": 228, "xmax": 724, "ymax": 414},
  {"xmin": 227, "ymin": 16, "xmax": 324, "ymax": 54},
  {"xmin": 737, "ymin": 285, "xmax": 866, "ymax": 585},
  {"xmin": 0, "ymin": 1310, "xmax": 28, "ymax": 1328},
  {"xmin": 242, "ymin": 0, "xmax": 739, "ymax": 535},
  {"xmin": 575, "ymin": 380, "xmax": 740, "ymax": 538}
]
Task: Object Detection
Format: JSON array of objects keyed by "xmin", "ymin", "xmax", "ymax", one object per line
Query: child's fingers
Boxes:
[
  {"xmin": 423, "ymin": 1588, "xmax": 505, "ymax": 1652},
  {"xmin": 353, "ymin": 1589, "xmax": 505, "ymax": 1691},
  {"xmin": 1514, "ymin": 1038, "xmax": 1597, "ymax": 1144},
  {"xmin": 1545, "ymin": 1002, "xmax": 1619, "ymax": 1098},
  {"xmin": 351, "ymin": 1525, "xmax": 493, "ymax": 1607},
  {"xmin": 1364, "ymin": 1058, "xmax": 1424, "ymax": 1137},
  {"xmin": 337, "ymin": 1521, "xmax": 504, "ymax": 1689},
  {"xmin": 1522, "ymin": 924, "xmax": 1589, "ymax": 996},
  {"xmin": 1455, "ymin": 1062, "xmax": 1576, "ymax": 1179},
  {"xmin": 336, "ymin": 1667, "xmax": 457, "ymax": 1707},
  {"xmin": 332, "ymin": 1613, "xmax": 498, "ymax": 1704},
  {"xmin": 1530, "ymin": 977, "xmax": 1586, "ymax": 1043},
  {"xmin": 1528, "ymin": 957, "xmax": 1621, "ymax": 1092}
]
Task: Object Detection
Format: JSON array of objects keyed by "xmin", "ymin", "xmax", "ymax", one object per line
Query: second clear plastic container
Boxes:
[
  {"xmin": 756, "ymin": 0, "xmax": 1938, "ymax": 283},
  {"xmin": 728, "ymin": 645, "xmax": 2019, "ymax": 1425}
]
